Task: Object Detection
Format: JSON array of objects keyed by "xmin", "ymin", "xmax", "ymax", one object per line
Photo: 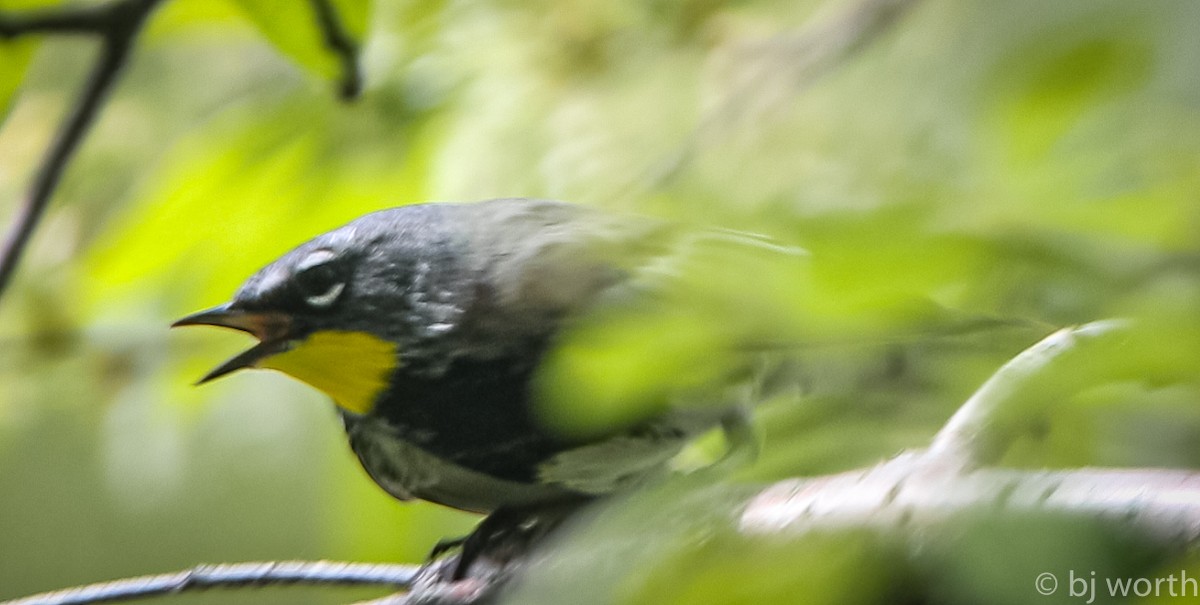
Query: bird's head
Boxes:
[{"xmin": 173, "ymin": 205, "xmax": 468, "ymax": 414}]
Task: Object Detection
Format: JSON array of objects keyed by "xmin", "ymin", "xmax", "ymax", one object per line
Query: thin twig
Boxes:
[
  {"xmin": 352, "ymin": 581, "xmax": 493, "ymax": 605},
  {"xmin": 0, "ymin": 561, "xmax": 420, "ymax": 605},
  {"xmin": 309, "ymin": 0, "xmax": 363, "ymax": 100},
  {"xmin": 0, "ymin": 0, "xmax": 163, "ymax": 300},
  {"xmin": 613, "ymin": 0, "xmax": 923, "ymax": 202}
]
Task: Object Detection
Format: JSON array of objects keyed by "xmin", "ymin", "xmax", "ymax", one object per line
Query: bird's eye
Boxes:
[{"xmin": 295, "ymin": 249, "xmax": 346, "ymax": 309}]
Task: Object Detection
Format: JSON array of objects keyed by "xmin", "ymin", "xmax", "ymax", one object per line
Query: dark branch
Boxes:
[
  {"xmin": 309, "ymin": 0, "xmax": 363, "ymax": 100},
  {"xmin": 0, "ymin": 0, "xmax": 363, "ymax": 302},
  {"xmin": 0, "ymin": 561, "xmax": 419, "ymax": 605},
  {"xmin": 0, "ymin": 4, "xmax": 117, "ymax": 37},
  {"xmin": 0, "ymin": 0, "xmax": 163, "ymax": 300}
]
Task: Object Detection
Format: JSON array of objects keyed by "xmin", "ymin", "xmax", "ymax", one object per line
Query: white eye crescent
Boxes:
[
  {"xmin": 296, "ymin": 248, "xmax": 345, "ymax": 309},
  {"xmin": 306, "ymin": 281, "xmax": 345, "ymax": 308}
]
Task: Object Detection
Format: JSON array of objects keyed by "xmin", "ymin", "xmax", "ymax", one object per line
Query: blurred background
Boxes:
[{"xmin": 2, "ymin": 0, "xmax": 1199, "ymax": 603}]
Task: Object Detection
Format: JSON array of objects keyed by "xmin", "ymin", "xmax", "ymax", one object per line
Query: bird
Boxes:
[{"xmin": 173, "ymin": 198, "xmax": 791, "ymax": 519}]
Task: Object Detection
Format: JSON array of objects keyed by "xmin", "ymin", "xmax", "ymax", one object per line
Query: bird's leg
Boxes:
[
  {"xmin": 427, "ymin": 535, "xmax": 468, "ymax": 561},
  {"xmin": 450, "ymin": 507, "xmax": 527, "ymax": 581},
  {"xmin": 448, "ymin": 498, "xmax": 591, "ymax": 581},
  {"xmin": 714, "ymin": 352, "xmax": 781, "ymax": 467},
  {"xmin": 719, "ymin": 403, "xmax": 761, "ymax": 466},
  {"xmin": 710, "ymin": 403, "xmax": 758, "ymax": 475}
]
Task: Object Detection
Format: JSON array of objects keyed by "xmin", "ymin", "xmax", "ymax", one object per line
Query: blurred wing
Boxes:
[
  {"xmin": 455, "ymin": 199, "xmax": 679, "ymax": 346},
  {"xmin": 460, "ymin": 198, "xmax": 808, "ymax": 330}
]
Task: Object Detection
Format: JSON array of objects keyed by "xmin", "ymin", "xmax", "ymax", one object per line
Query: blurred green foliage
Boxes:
[{"xmin": 1, "ymin": 0, "xmax": 1199, "ymax": 603}]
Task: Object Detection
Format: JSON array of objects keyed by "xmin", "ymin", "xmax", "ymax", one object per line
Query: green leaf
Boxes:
[
  {"xmin": 229, "ymin": 0, "xmax": 369, "ymax": 83},
  {"xmin": 989, "ymin": 35, "xmax": 1151, "ymax": 166},
  {"xmin": 0, "ymin": 0, "xmax": 63, "ymax": 120},
  {"xmin": 0, "ymin": 40, "xmax": 35, "ymax": 121},
  {"xmin": 328, "ymin": 0, "xmax": 369, "ymax": 40}
]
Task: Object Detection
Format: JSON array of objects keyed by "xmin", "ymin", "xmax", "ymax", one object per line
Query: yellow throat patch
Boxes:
[{"xmin": 260, "ymin": 330, "xmax": 398, "ymax": 414}]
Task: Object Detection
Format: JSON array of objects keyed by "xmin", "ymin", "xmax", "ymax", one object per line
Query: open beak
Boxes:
[{"xmin": 172, "ymin": 304, "xmax": 293, "ymax": 384}]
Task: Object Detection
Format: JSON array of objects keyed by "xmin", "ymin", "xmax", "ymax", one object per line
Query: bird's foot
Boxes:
[
  {"xmin": 427, "ymin": 535, "xmax": 467, "ymax": 561},
  {"xmin": 422, "ymin": 499, "xmax": 591, "ymax": 583}
]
